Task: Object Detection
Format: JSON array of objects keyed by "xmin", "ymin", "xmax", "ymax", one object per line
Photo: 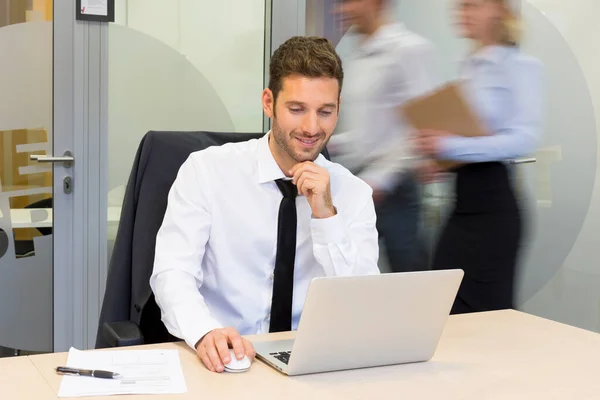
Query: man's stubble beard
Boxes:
[{"xmin": 271, "ymin": 117, "xmax": 329, "ymax": 163}]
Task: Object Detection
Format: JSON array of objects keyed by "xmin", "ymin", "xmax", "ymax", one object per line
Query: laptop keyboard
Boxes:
[{"xmin": 270, "ymin": 351, "xmax": 291, "ymax": 365}]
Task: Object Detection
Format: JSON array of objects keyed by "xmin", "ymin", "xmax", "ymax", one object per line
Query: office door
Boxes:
[{"xmin": 0, "ymin": 0, "xmax": 92, "ymax": 355}]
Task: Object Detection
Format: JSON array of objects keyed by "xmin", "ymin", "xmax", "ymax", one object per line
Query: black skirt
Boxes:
[{"xmin": 432, "ymin": 162, "xmax": 522, "ymax": 314}]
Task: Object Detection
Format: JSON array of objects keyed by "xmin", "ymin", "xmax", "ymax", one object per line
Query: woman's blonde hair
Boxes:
[{"xmin": 493, "ymin": 0, "xmax": 522, "ymax": 46}]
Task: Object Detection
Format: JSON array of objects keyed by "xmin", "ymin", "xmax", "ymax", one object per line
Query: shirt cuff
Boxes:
[
  {"xmin": 310, "ymin": 213, "xmax": 346, "ymax": 244},
  {"xmin": 178, "ymin": 312, "xmax": 223, "ymax": 351}
]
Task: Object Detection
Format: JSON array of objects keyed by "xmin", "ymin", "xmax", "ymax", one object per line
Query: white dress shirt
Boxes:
[
  {"xmin": 331, "ymin": 23, "xmax": 434, "ymax": 191},
  {"xmin": 151, "ymin": 133, "xmax": 380, "ymax": 349}
]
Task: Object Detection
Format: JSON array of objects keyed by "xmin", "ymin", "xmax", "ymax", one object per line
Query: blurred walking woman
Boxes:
[{"xmin": 414, "ymin": 0, "xmax": 543, "ymax": 314}]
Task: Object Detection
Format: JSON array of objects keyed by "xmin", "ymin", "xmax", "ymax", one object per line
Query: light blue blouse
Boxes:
[{"xmin": 439, "ymin": 45, "xmax": 544, "ymax": 162}]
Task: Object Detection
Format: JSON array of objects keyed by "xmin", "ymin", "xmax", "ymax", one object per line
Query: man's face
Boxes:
[
  {"xmin": 263, "ymin": 75, "xmax": 340, "ymax": 164},
  {"xmin": 454, "ymin": 0, "xmax": 504, "ymax": 41}
]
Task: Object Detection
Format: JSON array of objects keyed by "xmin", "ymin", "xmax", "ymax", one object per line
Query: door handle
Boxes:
[{"xmin": 30, "ymin": 150, "xmax": 74, "ymax": 168}]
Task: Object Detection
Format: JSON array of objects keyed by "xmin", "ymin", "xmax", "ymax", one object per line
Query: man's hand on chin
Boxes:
[{"xmin": 291, "ymin": 162, "xmax": 337, "ymax": 219}]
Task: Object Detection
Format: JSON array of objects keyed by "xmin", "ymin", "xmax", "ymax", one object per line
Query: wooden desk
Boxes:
[
  {"xmin": 0, "ymin": 356, "xmax": 56, "ymax": 400},
  {"xmin": 9, "ymin": 310, "xmax": 600, "ymax": 399}
]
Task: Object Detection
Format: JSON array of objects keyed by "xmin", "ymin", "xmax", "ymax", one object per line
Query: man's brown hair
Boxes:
[{"xmin": 268, "ymin": 36, "xmax": 344, "ymax": 105}]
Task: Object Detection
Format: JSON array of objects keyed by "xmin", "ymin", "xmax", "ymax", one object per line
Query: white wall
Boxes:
[
  {"xmin": 516, "ymin": 0, "xmax": 600, "ymax": 332},
  {"xmin": 113, "ymin": 0, "xmax": 127, "ymax": 25},
  {"xmin": 125, "ymin": 0, "xmax": 266, "ymax": 132},
  {"xmin": 107, "ymin": 0, "xmax": 267, "ymax": 199}
]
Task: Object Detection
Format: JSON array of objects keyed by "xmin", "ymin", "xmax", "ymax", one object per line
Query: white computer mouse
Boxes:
[{"xmin": 224, "ymin": 349, "xmax": 251, "ymax": 373}]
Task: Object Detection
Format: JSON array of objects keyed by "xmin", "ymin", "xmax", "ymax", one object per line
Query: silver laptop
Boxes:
[{"xmin": 254, "ymin": 269, "xmax": 463, "ymax": 376}]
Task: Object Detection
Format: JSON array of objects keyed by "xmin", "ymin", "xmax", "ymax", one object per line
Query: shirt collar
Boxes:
[
  {"xmin": 468, "ymin": 45, "xmax": 514, "ymax": 65},
  {"xmin": 256, "ymin": 132, "xmax": 286, "ymax": 184},
  {"xmin": 256, "ymin": 131, "xmax": 327, "ymax": 184}
]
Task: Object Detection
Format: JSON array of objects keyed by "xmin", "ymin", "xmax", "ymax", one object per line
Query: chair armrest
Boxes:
[{"xmin": 102, "ymin": 321, "xmax": 144, "ymax": 347}]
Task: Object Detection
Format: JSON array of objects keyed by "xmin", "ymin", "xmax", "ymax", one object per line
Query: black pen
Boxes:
[{"xmin": 55, "ymin": 366, "xmax": 122, "ymax": 379}]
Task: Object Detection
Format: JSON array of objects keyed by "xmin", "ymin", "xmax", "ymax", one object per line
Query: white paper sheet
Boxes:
[
  {"xmin": 80, "ymin": 0, "xmax": 108, "ymax": 16},
  {"xmin": 57, "ymin": 347, "xmax": 187, "ymax": 398}
]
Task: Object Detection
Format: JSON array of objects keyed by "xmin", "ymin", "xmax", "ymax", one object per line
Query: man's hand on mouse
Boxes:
[
  {"xmin": 290, "ymin": 162, "xmax": 337, "ymax": 219},
  {"xmin": 195, "ymin": 327, "xmax": 256, "ymax": 373}
]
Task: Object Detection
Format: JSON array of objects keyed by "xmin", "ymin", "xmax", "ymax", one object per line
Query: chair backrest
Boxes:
[{"xmin": 100, "ymin": 130, "xmax": 330, "ymax": 346}]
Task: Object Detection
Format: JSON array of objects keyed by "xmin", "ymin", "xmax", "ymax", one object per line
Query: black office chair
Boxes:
[
  {"xmin": 0, "ymin": 229, "xmax": 8, "ymax": 260},
  {"xmin": 97, "ymin": 130, "xmax": 330, "ymax": 348}
]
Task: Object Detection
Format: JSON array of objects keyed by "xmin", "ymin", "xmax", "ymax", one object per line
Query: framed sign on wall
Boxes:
[{"xmin": 76, "ymin": 0, "xmax": 114, "ymax": 22}]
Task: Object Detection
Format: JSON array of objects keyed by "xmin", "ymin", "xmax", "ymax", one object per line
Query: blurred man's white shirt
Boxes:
[{"xmin": 331, "ymin": 23, "xmax": 434, "ymax": 192}]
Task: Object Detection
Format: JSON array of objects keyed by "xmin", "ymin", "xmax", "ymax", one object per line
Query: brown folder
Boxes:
[{"xmin": 401, "ymin": 81, "xmax": 488, "ymax": 169}]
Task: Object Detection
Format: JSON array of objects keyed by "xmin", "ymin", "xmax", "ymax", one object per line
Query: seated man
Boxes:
[{"xmin": 151, "ymin": 36, "xmax": 379, "ymax": 373}]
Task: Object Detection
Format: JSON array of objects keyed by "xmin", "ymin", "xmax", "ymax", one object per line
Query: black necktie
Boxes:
[{"xmin": 269, "ymin": 179, "xmax": 298, "ymax": 333}]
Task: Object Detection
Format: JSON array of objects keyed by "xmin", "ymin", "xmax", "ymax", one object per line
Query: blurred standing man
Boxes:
[{"xmin": 330, "ymin": 0, "xmax": 433, "ymax": 272}]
